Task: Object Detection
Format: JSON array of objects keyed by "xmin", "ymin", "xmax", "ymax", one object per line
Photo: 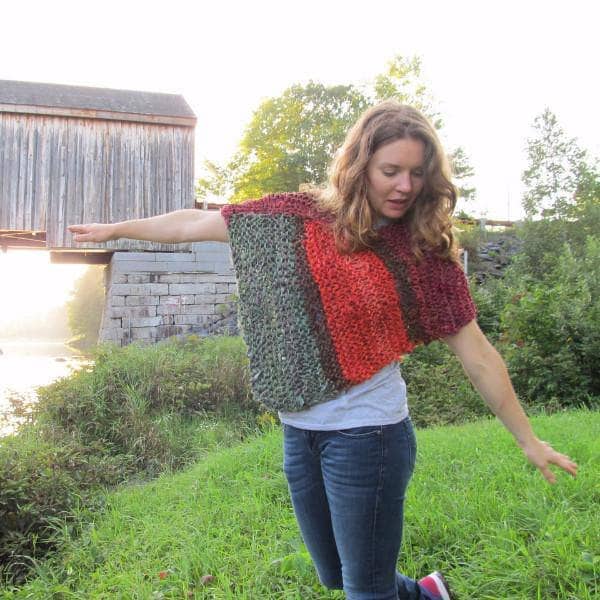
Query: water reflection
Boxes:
[{"xmin": 0, "ymin": 340, "xmax": 88, "ymax": 436}]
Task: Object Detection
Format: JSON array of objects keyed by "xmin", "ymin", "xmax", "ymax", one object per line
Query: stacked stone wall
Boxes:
[{"xmin": 99, "ymin": 242, "xmax": 238, "ymax": 346}]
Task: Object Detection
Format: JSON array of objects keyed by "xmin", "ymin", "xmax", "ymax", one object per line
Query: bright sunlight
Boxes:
[{"xmin": 0, "ymin": 250, "xmax": 86, "ymax": 327}]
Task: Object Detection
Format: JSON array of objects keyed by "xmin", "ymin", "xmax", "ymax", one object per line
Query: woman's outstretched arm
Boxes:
[
  {"xmin": 444, "ymin": 320, "xmax": 578, "ymax": 484},
  {"xmin": 68, "ymin": 209, "xmax": 228, "ymax": 244}
]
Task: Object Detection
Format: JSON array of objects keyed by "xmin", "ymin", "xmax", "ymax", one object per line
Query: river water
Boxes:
[{"xmin": 0, "ymin": 340, "xmax": 88, "ymax": 436}]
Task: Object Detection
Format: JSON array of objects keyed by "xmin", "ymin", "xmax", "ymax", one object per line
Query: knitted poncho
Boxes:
[{"xmin": 221, "ymin": 193, "xmax": 476, "ymax": 412}]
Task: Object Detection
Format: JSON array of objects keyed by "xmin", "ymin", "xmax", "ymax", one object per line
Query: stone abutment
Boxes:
[{"xmin": 99, "ymin": 242, "xmax": 238, "ymax": 346}]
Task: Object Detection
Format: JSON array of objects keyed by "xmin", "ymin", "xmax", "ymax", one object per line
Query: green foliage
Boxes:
[
  {"xmin": 503, "ymin": 190, "xmax": 598, "ymax": 283},
  {"xmin": 65, "ymin": 267, "xmax": 105, "ymax": 348},
  {"xmin": 372, "ymin": 55, "xmax": 442, "ymax": 128},
  {"xmin": 500, "ymin": 237, "xmax": 600, "ymax": 407},
  {"xmin": 229, "ymin": 82, "xmax": 368, "ymax": 202},
  {"xmin": 511, "ymin": 218, "xmax": 571, "ymax": 280},
  {"xmin": 454, "ymin": 221, "xmax": 484, "ymax": 256},
  {"xmin": 449, "ymin": 146, "xmax": 477, "ymax": 203},
  {"xmin": 469, "ymin": 275, "xmax": 510, "ymax": 341},
  {"xmin": 195, "ymin": 159, "xmax": 231, "ymax": 204},
  {"xmin": 197, "ymin": 55, "xmax": 477, "ymax": 205},
  {"xmin": 35, "ymin": 336, "xmax": 255, "ymax": 471},
  {"xmin": 0, "ymin": 428, "xmax": 127, "ymax": 584},
  {"xmin": 0, "ymin": 335, "xmax": 257, "ymax": 584},
  {"xmin": 401, "ymin": 343, "xmax": 489, "ymax": 427},
  {"xmin": 521, "ymin": 108, "xmax": 591, "ymax": 219}
]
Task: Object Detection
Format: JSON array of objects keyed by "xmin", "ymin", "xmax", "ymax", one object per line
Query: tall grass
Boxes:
[
  {"xmin": 4, "ymin": 410, "xmax": 597, "ymax": 599},
  {"xmin": 0, "ymin": 336, "xmax": 259, "ymax": 584}
]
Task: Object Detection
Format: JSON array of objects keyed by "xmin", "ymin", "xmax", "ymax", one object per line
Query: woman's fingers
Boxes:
[
  {"xmin": 523, "ymin": 439, "xmax": 578, "ymax": 484},
  {"xmin": 528, "ymin": 442, "xmax": 577, "ymax": 483},
  {"xmin": 67, "ymin": 223, "xmax": 107, "ymax": 242},
  {"xmin": 67, "ymin": 224, "xmax": 88, "ymax": 233},
  {"xmin": 550, "ymin": 450, "xmax": 578, "ymax": 477},
  {"xmin": 540, "ymin": 465, "xmax": 556, "ymax": 484},
  {"xmin": 68, "ymin": 224, "xmax": 91, "ymax": 241}
]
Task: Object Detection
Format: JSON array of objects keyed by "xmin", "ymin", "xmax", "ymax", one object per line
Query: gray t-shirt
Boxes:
[{"xmin": 278, "ymin": 361, "xmax": 408, "ymax": 430}]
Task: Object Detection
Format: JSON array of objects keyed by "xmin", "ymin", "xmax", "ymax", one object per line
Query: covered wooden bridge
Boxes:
[{"xmin": 0, "ymin": 80, "xmax": 236, "ymax": 345}]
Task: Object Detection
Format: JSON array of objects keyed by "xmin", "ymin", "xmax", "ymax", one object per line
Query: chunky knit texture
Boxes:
[{"xmin": 222, "ymin": 192, "xmax": 476, "ymax": 412}]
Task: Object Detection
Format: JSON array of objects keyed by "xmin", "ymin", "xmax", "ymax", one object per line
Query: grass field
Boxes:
[{"xmin": 2, "ymin": 410, "xmax": 598, "ymax": 599}]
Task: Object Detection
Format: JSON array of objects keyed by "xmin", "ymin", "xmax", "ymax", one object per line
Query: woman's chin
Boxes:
[{"xmin": 383, "ymin": 205, "xmax": 409, "ymax": 219}]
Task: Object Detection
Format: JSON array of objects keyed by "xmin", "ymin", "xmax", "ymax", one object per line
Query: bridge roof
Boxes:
[{"xmin": 0, "ymin": 79, "xmax": 196, "ymax": 127}]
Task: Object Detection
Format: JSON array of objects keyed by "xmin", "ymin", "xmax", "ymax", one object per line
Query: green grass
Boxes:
[{"xmin": 3, "ymin": 410, "xmax": 598, "ymax": 599}]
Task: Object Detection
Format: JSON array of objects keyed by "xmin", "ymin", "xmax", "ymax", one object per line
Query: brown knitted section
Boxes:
[{"xmin": 373, "ymin": 229, "xmax": 427, "ymax": 345}]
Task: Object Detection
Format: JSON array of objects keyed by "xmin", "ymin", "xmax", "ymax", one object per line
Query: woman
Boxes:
[{"xmin": 69, "ymin": 101, "xmax": 577, "ymax": 600}]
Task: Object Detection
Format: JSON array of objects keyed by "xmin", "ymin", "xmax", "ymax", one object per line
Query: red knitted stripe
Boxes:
[
  {"xmin": 303, "ymin": 221, "xmax": 414, "ymax": 384},
  {"xmin": 221, "ymin": 192, "xmax": 327, "ymax": 225},
  {"xmin": 378, "ymin": 226, "xmax": 476, "ymax": 341}
]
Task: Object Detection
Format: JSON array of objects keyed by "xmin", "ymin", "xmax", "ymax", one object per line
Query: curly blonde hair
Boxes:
[{"xmin": 312, "ymin": 100, "xmax": 458, "ymax": 261}]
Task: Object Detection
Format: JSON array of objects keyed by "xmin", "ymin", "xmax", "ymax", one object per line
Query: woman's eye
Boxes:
[
  {"xmin": 383, "ymin": 171, "xmax": 396, "ymax": 177},
  {"xmin": 412, "ymin": 171, "xmax": 424, "ymax": 178}
]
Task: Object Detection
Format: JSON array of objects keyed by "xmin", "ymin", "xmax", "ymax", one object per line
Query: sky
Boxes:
[
  {"xmin": 1, "ymin": 0, "xmax": 598, "ymax": 220},
  {"xmin": 0, "ymin": 0, "xmax": 598, "ymax": 321}
]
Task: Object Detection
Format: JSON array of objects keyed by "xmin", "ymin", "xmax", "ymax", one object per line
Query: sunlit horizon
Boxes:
[{"xmin": 0, "ymin": 250, "xmax": 87, "ymax": 326}]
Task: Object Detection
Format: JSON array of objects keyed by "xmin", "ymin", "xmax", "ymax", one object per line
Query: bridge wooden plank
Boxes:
[
  {"xmin": 37, "ymin": 117, "xmax": 51, "ymax": 234},
  {"xmin": 17, "ymin": 117, "xmax": 26, "ymax": 228},
  {"xmin": 0, "ymin": 109, "xmax": 195, "ymax": 250},
  {"xmin": 0, "ymin": 115, "xmax": 8, "ymax": 226}
]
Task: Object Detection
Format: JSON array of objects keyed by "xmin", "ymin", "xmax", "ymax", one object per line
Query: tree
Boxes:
[
  {"xmin": 449, "ymin": 146, "xmax": 477, "ymax": 203},
  {"xmin": 66, "ymin": 267, "xmax": 105, "ymax": 347},
  {"xmin": 372, "ymin": 55, "xmax": 443, "ymax": 129},
  {"xmin": 522, "ymin": 108, "xmax": 588, "ymax": 219},
  {"xmin": 197, "ymin": 56, "xmax": 476, "ymax": 205},
  {"xmin": 195, "ymin": 160, "xmax": 231, "ymax": 204},
  {"xmin": 225, "ymin": 82, "xmax": 368, "ymax": 202}
]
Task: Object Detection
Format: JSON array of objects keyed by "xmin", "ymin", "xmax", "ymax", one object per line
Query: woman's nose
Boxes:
[{"xmin": 395, "ymin": 173, "xmax": 412, "ymax": 194}]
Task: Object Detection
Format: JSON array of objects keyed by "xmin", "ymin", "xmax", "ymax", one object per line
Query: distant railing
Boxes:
[{"xmin": 455, "ymin": 218, "xmax": 517, "ymax": 229}]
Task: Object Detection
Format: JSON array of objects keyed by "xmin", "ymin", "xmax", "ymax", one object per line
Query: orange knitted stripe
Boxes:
[{"xmin": 303, "ymin": 220, "xmax": 414, "ymax": 384}]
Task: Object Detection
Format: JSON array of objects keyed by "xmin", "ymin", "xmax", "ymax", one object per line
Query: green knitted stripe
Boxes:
[{"xmin": 227, "ymin": 213, "xmax": 338, "ymax": 411}]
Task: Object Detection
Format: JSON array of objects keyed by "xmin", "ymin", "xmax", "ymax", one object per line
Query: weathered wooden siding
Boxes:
[{"xmin": 0, "ymin": 112, "xmax": 195, "ymax": 250}]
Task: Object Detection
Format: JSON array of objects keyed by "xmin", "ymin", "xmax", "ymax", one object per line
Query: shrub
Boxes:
[
  {"xmin": 66, "ymin": 266, "xmax": 105, "ymax": 348},
  {"xmin": 35, "ymin": 335, "xmax": 255, "ymax": 473},
  {"xmin": 469, "ymin": 276, "xmax": 510, "ymax": 341},
  {"xmin": 511, "ymin": 204, "xmax": 600, "ymax": 283},
  {"xmin": 1, "ymin": 335, "xmax": 256, "ymax": 584},
  {"xmin": 500, "ymin": 237, "xmax": 600, "ymax": 407},
  {"xmin": 0, "ymin": 428, "xmax": 128, "ymax": 584},
  {"xmin": 401, "ymin": 342, "xmax": 490, "ymax": 428}
]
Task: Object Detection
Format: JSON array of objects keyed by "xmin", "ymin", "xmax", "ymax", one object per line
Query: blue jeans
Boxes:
[{"xmin": 283, "ymin": 418, "xmax": 436, "ymax": 599}]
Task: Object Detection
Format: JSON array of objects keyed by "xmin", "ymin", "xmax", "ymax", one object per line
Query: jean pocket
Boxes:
[{"xmin": 335, "ymin": 425, "xmax": 383, "ymax": 438}]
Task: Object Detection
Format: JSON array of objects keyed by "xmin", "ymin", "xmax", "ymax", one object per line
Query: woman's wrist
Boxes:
[
  {"xmin": 110, "ymin": 221, "xmax": 127, "ymax": 240},
  {"xmin": 515, "ymin": 431, "xmax": 540, "ymax": 450}
]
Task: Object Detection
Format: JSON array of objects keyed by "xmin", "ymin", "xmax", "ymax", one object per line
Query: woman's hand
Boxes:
[
  {"xmin": 68, "ymin": 223, "xmax": 118, "ymax": 243},
  {"xmin": 445, "ymin": 321, "xmax": 578, "ymax": 484},
  {"xmin": 520, "ymin": 437, "xmax": 578, "ymax": 484}
]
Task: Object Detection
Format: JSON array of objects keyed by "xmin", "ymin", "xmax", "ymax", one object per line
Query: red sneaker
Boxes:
[{"xmin": 418, "ymin": 571, "xmax": 454, "ymax": 600}]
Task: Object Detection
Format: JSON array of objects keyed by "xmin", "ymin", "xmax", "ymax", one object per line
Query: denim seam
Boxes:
[
  {"xmin": 370, "ymin": 426, "xmax": 386, "ymax": 593},
  {"xmin": 403, "ymin": 419, "xmax": 412, "ymax": 473},
  {"xmin": 307, "ymin": 429, "xmax": 320, "ymax": 457},
  {"xmin": 403, "ymin": 418, "xmax": 416, "ymax": 473}
]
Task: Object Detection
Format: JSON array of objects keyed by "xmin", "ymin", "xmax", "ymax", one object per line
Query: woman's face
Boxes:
[{"xmin": 365, "ymin": 137, "xmax": 426, "ymax": 220}]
